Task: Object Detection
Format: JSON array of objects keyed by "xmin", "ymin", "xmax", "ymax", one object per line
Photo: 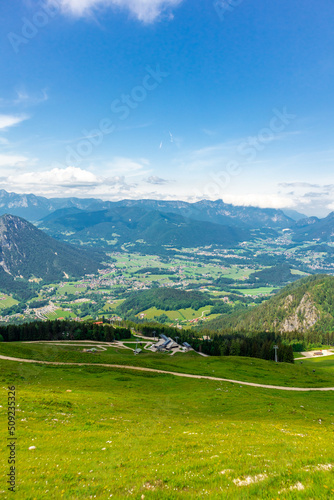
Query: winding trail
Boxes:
[{"xmin": 0, "ymin": 354, "xmax": 333, "ymax": 392}]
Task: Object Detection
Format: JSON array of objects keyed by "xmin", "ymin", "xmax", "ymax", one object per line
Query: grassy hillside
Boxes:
[
  {"xmin": 0, "ymin": 342, "xmax": 332, "ymax": 388},
  {"xmin": 0, "ymin": 347, "xmax": 333, "ymax": 498}
]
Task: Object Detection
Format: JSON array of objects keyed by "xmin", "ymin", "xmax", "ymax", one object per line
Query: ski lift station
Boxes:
[{"xmin": 153, "ymin": 335, "xmax": 179, "ymax": 352}]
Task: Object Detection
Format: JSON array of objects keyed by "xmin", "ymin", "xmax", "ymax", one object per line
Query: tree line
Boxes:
[
  {"xmin": 117, "ymin": 288, "xmax": 214, "ymax": 317},
  {"xmin": 0, "ymin": 317, "xmax": 294, "ymax": 363},
  {"xmin": 0, "ymin": 320, "xmax": 131, "ymax": 342}
]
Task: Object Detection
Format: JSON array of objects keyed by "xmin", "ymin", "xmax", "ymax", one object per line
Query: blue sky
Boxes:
[{"xmin": 1, "ymin": 0, "xmax": 334, "ymax": 215}]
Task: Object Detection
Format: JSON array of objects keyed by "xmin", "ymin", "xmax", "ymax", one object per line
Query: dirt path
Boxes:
[{"xmin": 0, "ymin": 354, "xmax": 333, "ymax": 392}]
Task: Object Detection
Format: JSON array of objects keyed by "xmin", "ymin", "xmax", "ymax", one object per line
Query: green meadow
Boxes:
[
  {"xmin": 0, "ymin": 343, "xmax": 333, "ymax": 499},
  {"xmin": 103, "ymin": 299, "xmax": 125, "ymax": 311},
  {"xmin": 137, "ymin": 306, "xmax": 213, "ymax": 322},
  {"xmin": 45, "ymin": 310, "xmax": 76, "ymax": 320},
  {"xmin": 0, "ymin": 295, "xmax": 18, "ymax": 310},
  {"xmin": 55, "ymin": 284, "xmax": 87, "ymax": 296},
  {"xmin": 0, "ymin": 342, "xmax": 333, "ymax": 388},
  {"xmin": 301, "ymin": 354, "xmax": 334, "ymax": 369},
  {"xmin": 236, "ymin": 287, "xmax": 277, "ymax": 296}
]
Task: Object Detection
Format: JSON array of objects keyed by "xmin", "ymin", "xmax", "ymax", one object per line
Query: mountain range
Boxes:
[
  {"xmin": 4, "ymin": 189, "xmax": 334, "ymax": 244},
  {"xmin": 0, "ymin": 188, "xmax": 333, "ymax": 252},
  {"xmin": 0, "ymin": 189, "xmax": 100, "ymax": 221},
  {"xmin": 0, "ymin": 189, "xmax": 296, "ymax": 229},
  {"xmin": 292, "ymin": 212, "xmax": 334, "ymax": 242},
  {"xmin": 38, "ymin": 206, "xmax": 255, "ymax": 248}
]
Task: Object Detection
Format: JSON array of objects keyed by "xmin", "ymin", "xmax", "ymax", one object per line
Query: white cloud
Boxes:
[
  {"xmin": 0, "ymin": 154, "xmax": 29, "ymax": 167},
  {"xmin": 0, "ymin": 163, "xmax": 183, "ymax": 200},
  {"xmin": 146, "ymin": 175, "xmax": 171, "ymax": 184},
  {"xmin": 0, "ymin": 114, "xmax": 28, "ymax": 130},
  {"xmin": 1, "ymin": 164, "xmax": 331, "ymax": 215},
  {"xmin": 54, "ymin": 0, "xmax": 182, "ymax": 22},
  {"xmin": 279, "ymin": 182, "xmax": 324, "ymax": 189},
  {"xmin": 222, "ymin": 194, "xmax": 296, "ymax": 210},
  {"xmin": 9, "ymin": 166, "xmax": 101, "ymax": 188},
  {"xmin": 1, "ymin": 166, "xmax": 143, "ymax": 197}
]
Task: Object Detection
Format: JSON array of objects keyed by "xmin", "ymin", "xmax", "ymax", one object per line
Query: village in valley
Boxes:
[{"xmin": 1, "ymin": 233, "xmax": 332, "ymax": 326}]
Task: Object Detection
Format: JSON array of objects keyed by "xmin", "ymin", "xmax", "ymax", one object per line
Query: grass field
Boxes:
[
  {"xmin": 104, "ymin": 299, "xmax": 125, "ymax": 311},
  {"xmin": 301, "ymin": 354, "xmax": 334, "ymax": 369},
  {"xmin": 0, "ymin": 345, "xmax": 333, "ymax": 499},
  {"xmin": 0, "ymin": 295, "xmax": 18, "ymax": 310},
  {"xmin": 138, "ymin": 307, "xmax": 181, "ymax": 321},
  {"xmin": 137, "ymin": 306, "xmax": 213, "ymax": 322},
  {"xmin": 45, "ymin": 310, "xmax": 76, "ymax": 320},
  {"xmin": 0, "ymin": 342, "xmax": 333, "ymax": 388},
  {"xmin": 56, "ymin": 284, "xmax": 87, "ymax": 296},
  {"xmin": 291, "ymin": 269, "xmax": 309, "ymax": 276},
  {"xmin": 218, "ymin": 266, "xmax": 253, "ymax": 280},
  {"xmin": 236, "ymin": 287, "xmax": 276, "ymax": 296}
]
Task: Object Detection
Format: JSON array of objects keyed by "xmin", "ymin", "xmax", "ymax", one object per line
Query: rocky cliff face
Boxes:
[{"xmin": 281, "ymin": 293, "xmax": 320, "ymax": 332}]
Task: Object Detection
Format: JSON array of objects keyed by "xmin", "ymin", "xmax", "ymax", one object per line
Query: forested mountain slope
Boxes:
[
  {"xmin": 206, "ymin": 275, "xmax": 334, "ymax": 337},
  {"xmin": 0, "ymin": 214, "xmax": 103, "ymax": 298}
]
